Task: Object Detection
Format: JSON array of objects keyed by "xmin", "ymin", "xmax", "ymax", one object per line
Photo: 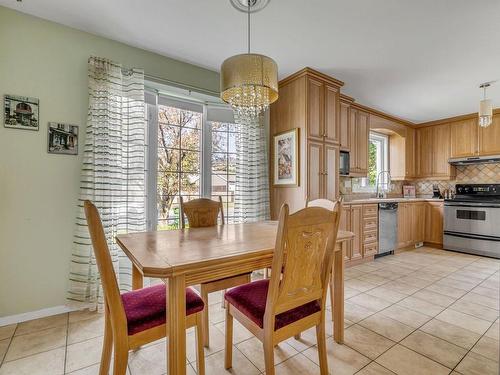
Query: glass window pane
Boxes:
[
  {"xmin": 212, "ymin": 131, "xmax": 228, "ymax": 153},
  {"xmin": 212, "ymin": 152, "xmax": 227, "ymax": 173},
  {"xmin": 158, "ymin": 148, "xmax": 180, "ymax": 172},
  {"xmin": 211, "ymin": 121, "xmax": 227, "ymax": 132},
  {"xmin": 180, "ymin": 151, "xmax": 200, "ymax": 173},
  {"xmin": 181, "ymin": 173, "xmax": 200, "ymax": 195},
  {"xmin": 181, "ymin": 127, "xmax": 200, "ymax": 150},
  {"xmin": 228, "ymin": 132, "xmax": 237, "ymax": 153}
]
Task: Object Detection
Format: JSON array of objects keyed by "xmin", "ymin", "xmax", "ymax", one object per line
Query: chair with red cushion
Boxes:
[
  {"xmin": 84, "ymin": 200, "xmax": 205, "ymax": 375},
  {"xmin": 224, "ymin": 201, "xmax": 342, "ymax": 375}
]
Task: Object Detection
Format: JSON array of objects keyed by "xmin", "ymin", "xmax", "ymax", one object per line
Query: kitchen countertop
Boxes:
[{"xmin": 344, "ymin": 197, "xmax": 445, "ymax": 204}]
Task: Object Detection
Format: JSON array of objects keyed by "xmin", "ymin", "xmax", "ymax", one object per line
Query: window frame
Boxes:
[
  {"xmin": 352, "ymin": 131, "xmax": 389, "ymax": 193},
  {"xmin": 145, "ymin": 90, "xmax": 237, "ymax": 230}
]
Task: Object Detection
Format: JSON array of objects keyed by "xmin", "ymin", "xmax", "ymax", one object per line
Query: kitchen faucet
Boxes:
[{"xmin": 376, "ymin": 171, "xmax": 392, "ymax": 198}]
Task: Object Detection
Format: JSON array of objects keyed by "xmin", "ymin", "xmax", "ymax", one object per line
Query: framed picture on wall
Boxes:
[
  {"xmin": 47, "ymin": 122, "xmax": 79, "ymax": 155},
  {"xmin": 4, "ymin": 94, "xmax": 40, "ymax": 131},
  {"xmin": 273, "ymin": 128, "xmax": 299, "ymax": 186}
]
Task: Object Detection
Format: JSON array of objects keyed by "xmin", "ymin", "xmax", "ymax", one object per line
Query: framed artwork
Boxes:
[
  {"xmin": 273, "ymin": 128, "xmax": 299, "ymax": 186},
  {"xmin": 47, "ymin": 122, "xmax": 79, "ymax": 155},
  {"xmin": 4, "ymin": 94, "xmax": 39, "ymax": 131}
]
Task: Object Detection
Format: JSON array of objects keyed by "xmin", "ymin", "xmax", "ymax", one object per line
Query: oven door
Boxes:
[{"xmin": 444, "ymin": 202, "xmax": 500, "ymax": 238}]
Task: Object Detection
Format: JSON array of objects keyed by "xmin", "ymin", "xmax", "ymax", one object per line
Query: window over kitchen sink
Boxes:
[{"xmin": 353, "ymin": 132, "xmax": 389, "ymax": 192}]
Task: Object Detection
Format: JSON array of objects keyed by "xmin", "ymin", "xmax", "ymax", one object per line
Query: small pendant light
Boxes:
[{"xmin": 479, "ymin": 83, "xmax": 493, "ymax": 128}]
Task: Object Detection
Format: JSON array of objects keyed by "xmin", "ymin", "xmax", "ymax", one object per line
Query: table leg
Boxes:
[
  {"xmin": 167, "ymin": 274, "xmax": 187, "ymax": 375},
  {"xmin": 132, "ymin": 264, "xmax": 143, "ymax": 290},
  {"xmin": 333, "ymin": 243, "xmax": 344, "ymax": 344}
]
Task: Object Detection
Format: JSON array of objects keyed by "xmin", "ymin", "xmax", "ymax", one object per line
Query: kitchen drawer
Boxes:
[
  {"xmin": 363, "ymin": 229, "xmax": 378, "ymax": 244},
  {"xmin": 363, "ymin": 217, "xmax": 378, "ymax": 231},
  {"xmin": 364, "ymin": 242, "xmax": 378, "ymax": 257},
  {"xmin": 363, "ymin": 204, "xmax": 378, "ymax": 218}
]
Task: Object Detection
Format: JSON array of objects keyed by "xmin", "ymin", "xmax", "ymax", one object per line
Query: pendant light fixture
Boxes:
[
  {"xmin": 479, "ymin": 83, "xmax": 493, "ymax": 128},
  {"xmin": 220, "ymin": 0, "xmax": 278, "ymax": 119}
]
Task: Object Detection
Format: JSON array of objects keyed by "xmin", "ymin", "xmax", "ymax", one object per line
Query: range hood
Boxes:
[{"xmin": 449, "ymin": 155, "xmax": 500, "ymax": 165}]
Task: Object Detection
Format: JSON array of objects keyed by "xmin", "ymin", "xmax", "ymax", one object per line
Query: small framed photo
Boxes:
[
  {"xmin": 4, "ymin": 94, "xmax": 39, "ymax": 131},
  {"xmin": 273, "ymin": 128, "xmax": 299, "ymax": 186},
  {"xmin": 48, "ymin": 122, "xmax": 79, "ymax": 155}
]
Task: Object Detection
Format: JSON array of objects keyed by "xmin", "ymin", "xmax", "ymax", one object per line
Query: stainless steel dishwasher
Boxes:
[{"xmin": 378, "ymin": 202, "xmax": 398, "ymax": 255}]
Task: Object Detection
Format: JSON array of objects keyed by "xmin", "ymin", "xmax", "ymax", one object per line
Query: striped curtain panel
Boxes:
[
  {"xmin": 234, "ymin": 114, "xmax": 271, "ymax": 222},
  {"xmin": 67, "ymin": 57, "xmax": 146, "ymax": 310}
]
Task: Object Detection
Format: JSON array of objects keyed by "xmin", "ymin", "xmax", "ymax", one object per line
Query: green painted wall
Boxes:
[{"xmin": 0, "ymin": 6, "xmax": 219, "ymax": 316}]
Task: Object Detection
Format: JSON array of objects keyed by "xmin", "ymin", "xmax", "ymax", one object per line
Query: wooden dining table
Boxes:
[{"xmin": 116, "ymin": 221, "xmax": 354, "ymax": 375}]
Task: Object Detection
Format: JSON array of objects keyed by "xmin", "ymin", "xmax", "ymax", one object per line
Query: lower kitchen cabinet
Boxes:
[
  {"xmin": 341, "ymin": 203, "xmax": 378, "ymax": 265},
  {"xmin": 398, "ymin": 201, "xmax": 443, "ymax": 249},
  {"xmin": 425, "ymin": 201, "xmax": 444, "ymax": 246}
]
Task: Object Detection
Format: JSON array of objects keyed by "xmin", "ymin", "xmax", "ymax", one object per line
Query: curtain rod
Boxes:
[{"xmin": 144, "ymin": 73, "xmax": 220, "ymax": 97}]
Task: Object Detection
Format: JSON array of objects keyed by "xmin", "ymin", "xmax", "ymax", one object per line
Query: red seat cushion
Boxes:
[
  {"xmin": 121, "ymin": 284, "xmax": 204, "ymax": 335},
  {"xmin": 225, "ymin": 279, "xmax": 321, "ymax": 330}
]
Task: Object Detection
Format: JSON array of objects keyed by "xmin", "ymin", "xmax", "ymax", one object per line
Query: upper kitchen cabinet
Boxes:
[
  {"xmin": 479, "ymin": 113, "xmax": 500, "ymax": 156},
  {"xmin": 416, "ymin": 124, "xmax": 455, "ymax": 179},
  {"xmin": 349, "ymin": 106, "xmax": 370, "ymax": 176},
  {"xmin": 450, "ymin": 118, "xmax": 478, "ymax": 158},
  {"xmin": 306, "ymin": 76, "xmax": 341, "ymax": 144},
  {"xmin": 339, "ymin": 95, "xmax": 354, "ymax": 151},
  {"xmin": 269, "ymin": 68, "xmax": 344, "ymax": 219}
]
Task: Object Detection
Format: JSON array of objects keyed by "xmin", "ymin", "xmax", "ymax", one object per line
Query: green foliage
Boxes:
[{"xmin": 368, "ymin": 141, "xmax": 377, "ymax": 186}]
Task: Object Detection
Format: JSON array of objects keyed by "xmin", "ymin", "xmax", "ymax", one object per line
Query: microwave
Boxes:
[{"xmin": 340, "ymin": 151, "xmax": 350, "ymax": 176}]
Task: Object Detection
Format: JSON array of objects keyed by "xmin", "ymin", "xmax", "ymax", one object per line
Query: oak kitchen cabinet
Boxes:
[
  {"xmin": 269, "ymin": 68, "xmax": 343, "ymax": 219},
  {"xmin": 398, "ymin": 201, "xmax": 444, "ymax": 249},
  {"xmin": 416, "ymin": 124, "xmax": 456, "ymax": 179},
  {"xmin": 390, "ymin": 126, "xmax": 416, "ymax": 180},
  {"xmin": 349, "ymin": 107, "xmax": 370, "ymax": 177},
  {"xmin": 341, "ymin": 203, "xmax": 378, "ymax": 265},
  {"xmin": 339, "ymin": 97, "xmax": 352, "ymax": 151}
]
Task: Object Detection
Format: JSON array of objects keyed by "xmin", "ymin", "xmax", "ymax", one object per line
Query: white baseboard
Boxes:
[{"xmin": 0, "ymin": 305, "xmax": 77, "ymax": 326}]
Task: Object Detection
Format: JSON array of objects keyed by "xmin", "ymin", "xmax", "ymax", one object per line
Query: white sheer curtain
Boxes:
[
  {"xmin": 67, "ymin": 56, "xmax": 146, "ymax": 310},
  {"xmin": 234, "ymin": 113, "xmax": 270, "ymax": 222}
]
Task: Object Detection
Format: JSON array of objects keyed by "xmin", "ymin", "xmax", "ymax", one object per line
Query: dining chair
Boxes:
[
  {"xmin": 307, "ymin": 197, "xmax": 342, "ymax": 322},
  {"xmin": 179, "ymin": 196, "xmax": 252, "ymax": 347},
  {"xmin": 224, "ymin": 201, "xmax": 342, "ymax": 375},
  {"xmin": 83, "ymin": 200, "xmax": 206, "ymax": 375}
]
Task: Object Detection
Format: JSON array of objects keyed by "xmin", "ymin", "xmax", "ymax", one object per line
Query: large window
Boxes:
[
  {"xmin": 353, "ymin": 132, "xmax": 389, "ymax": 192},
  {"xmin": 146, "ymin": 90, "xmax": 238, "ymax": 230}
]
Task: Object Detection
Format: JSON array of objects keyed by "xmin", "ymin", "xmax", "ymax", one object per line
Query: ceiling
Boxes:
[{"xmin": 2, "ymin": 0, "xmax": 500, "ymax": 123}]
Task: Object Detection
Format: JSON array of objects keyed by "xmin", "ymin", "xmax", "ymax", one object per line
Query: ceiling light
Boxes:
[
  {"xmin": 479, "ymin": 83, "xmax": 493, "ymax": 128},
  {"xmin": 220, "ymin": 0, "xmax": 278, "ymax": 119}
]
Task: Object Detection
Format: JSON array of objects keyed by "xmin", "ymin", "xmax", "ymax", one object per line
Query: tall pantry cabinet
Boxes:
[{"xmin": 269, "ymin": 68, "xmax": 343, "ymax": 219}]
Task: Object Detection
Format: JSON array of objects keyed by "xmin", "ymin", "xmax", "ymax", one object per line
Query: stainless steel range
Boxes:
[{"xmin": 444, "ymin": 184, "xmax": 500, "ymax": 258}]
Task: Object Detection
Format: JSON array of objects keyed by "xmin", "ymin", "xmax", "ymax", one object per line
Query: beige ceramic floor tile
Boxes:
[
  {"xmin": 68, "ymin": 310, "xmax": 103, "ymax": 324},
  {"xmin": 437, "ymin": 277, "xmax": 478, "ymax": 292},
  {"xmin": 0, "ymin": 347, "xmax": 65, "ymax": 375},
  {"xmin": 357, "ymin": 274, "xmax": 391, "ymax": 287},
  {"xmin": 65, "ymin": 336, "xmax": 103, "ymax": 373},
  {"xmin": 396, "ymin": 276, "xmax": 433, "ymax": 289},
  {"xmin": 186, "ymin": 321, "xmax": 226, "ymax": 361},
  {"xmin": 455, "ymin": 351, "xmax": 499, "ymax": 375},
  {"xmin": 0, "ymin": 326, "xmax": 16, "ymax": 341},
  {"xmin": 396, "ymin": 296, "xmax": 444, "ymax": 317},
  {"xmin": 193, "ymin": 346, "xmax": 260, "ymax": 375},
  {"xmin": 348, "ymin": 294, "xmax": 392, "ymax": 312},
  {"xmin": 355, "ymin": 362, "xmax": 396, "ymax": 375},
  {"xmin": 472, "ymin": 286, "xmax": 500, "ymax": 300},
  {"xmin": 400, "ymin": 330, "xmax": 467, "ymax": 369},
  {"xmin": 214, "ymin": 319, "xmax": 254, "ymax": 344},
  {"xmin": 15, "ymin": 314, "xmax": 67, "ymax": 336},
  {"xmin": 284, "ymin": 327, "xmax": 318, "ymax": 352},
  {"xmin": 376, "ymin": 344, "xmax": 450, "ymax": 375},
  {"xmin": 436, "ymin": 308, "xmax": 491, "ymax": 335},
  {"xmin": 463, "ymin": 291, "xmax": 500, "ymax": 310},
  {"xmin": 4, "ymin": 325, "xmax": 66, "ymax": 362},
  {"xmin": 271, "ymin": 353, "xmax": 320, "ymax": 374},
  {"xmin": 420, "ymin": 319, "xmax": 481, "ymax": 350},
  {"xmin": 381, "ymin": 281, "xmax": 420, "ymax": 295},
  {"xmin": 379, "ymin": 305, "xmax": 431, "ymax": 329},
  {"xmin": 471, "ymin": 335, "xmax": 500, "ymax": 362},
  {"xmin": 449, "ymin": 299, "xmax": 499, "ymax": 322},
  {"xmin": 303, "ymin": 338, "xmax": 370, "ymax": 375},
  {"xmin": 365, "ymin": 286, "xmax": 407, "ymax": 304},
  {"xmin": 65, "ymin": 363, "xmax": 132, "ymax": 375},
  {"xmin": 344, "ymin": 302, "xmax": 377, "ymax": 323},
  {"xmin": 0, "ymin": 339, "xmax": 9, "ymax": 362},
  {"xmin": 128, "ymin": 341, "xmax": 167, "ymax": 375},
  {"xmin": 344, "ymin": 325, "xmax": 395, "ymax": 360},
  {"xmin": 358, "ymin": 314, "xmax": 414, "ymax": 342},
  {"xmin": 425, "ymin": 283, "xmax": 468, "ymax": 299},
  {"xmin": 67, "ymin": 315, "xmax": 104, "ymax": 345},
  {"xmin": 345, "ymin": 279, "xmax": 378, "ymax": 293},
  {"xmin": 412, "ymin": 289, "xmax": 457, "ymax": 307},
  {"xmin": 484, "ymin": 320, "xmax": 500, "ymax": 340},
  {"xmin": 236, "ymin": 336, "xmax": 298, "ymax": 372}
]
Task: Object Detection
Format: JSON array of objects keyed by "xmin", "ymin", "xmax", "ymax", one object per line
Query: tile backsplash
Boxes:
[{"xmin": 341, "ymin": 163, "xmax": 500, "ymax": 198}]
